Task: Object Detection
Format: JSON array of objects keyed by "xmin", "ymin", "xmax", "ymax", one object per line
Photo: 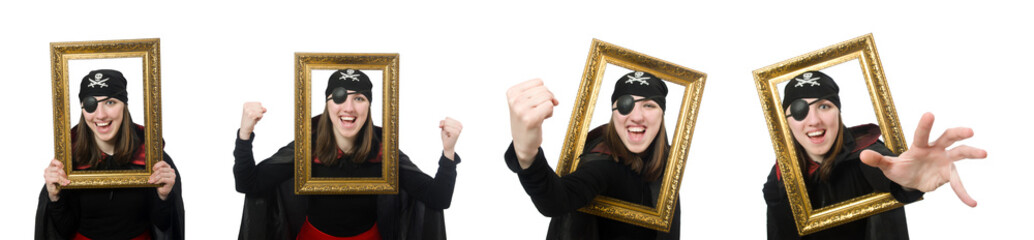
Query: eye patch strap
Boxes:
[
  {"xmin": 330, "ymin": 87, "xmax": 371, "ymax": 104},
  {"xmin": 785, "ymin": 94, "xmax": 837, "ymax": 121},
  {"xmin": 612, "ymin": 95, "xmax": 664, "ymax": 116}
]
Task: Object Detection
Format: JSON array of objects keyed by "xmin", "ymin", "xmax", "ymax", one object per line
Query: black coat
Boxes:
[
  {"xmin": 505, "ymin": 125, "xmax": 680, "ymax": 240},
  {"xmin": 763, "ymin": 124, "xmax": 924, "ymax": 240},
  {"xmin": 34, "ymin": 126, "xmax": 185, "ymax": 240},
  {"xmin": 235, "ymin": 125, "xmax": 451, "ymax": 240}
]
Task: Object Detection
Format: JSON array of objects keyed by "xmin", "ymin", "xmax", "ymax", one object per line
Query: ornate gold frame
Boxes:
[
  {"xmin": 557, "ymin": 39, "xmax": 706, "ymax": 232},
  {"xmin": 294, "ymin": 53, "xmax": 400, "ymax": 195},
  {"xmin": 50, "ymin": 38, "xmax": 163, "ymax": 188},
  {"xmin": 752, "ymin": 33, "xmax": 911, "ymax": 235}
]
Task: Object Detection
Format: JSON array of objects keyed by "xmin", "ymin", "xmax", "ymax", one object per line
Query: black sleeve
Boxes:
[
  {"xmin": 858, "ymin": 143, "xmax": 925, "ymax": 203},
  {"xmin": 763, "ymin": 164, "xmax": 802, "ymax": 240},
  {"xmin": 149, "ymin": 153, "xmax": 175, "ymax": 231},
  {"xmin": 398, "ymin": 151, "xmax": 459, "ymax": 210},
  {"xmin": 46, "ymin": 190, "xmax": 79, "ymax": 238},
  {"xmin": 504, "ymin": 142, "xmax": 617, "ymax": 217},
  {"xmin": 233, "ymin": 130, "xmax": 293, "ymax": 194}
]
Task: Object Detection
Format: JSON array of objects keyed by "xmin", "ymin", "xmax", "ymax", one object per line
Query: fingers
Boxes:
[
  {"xmin": 949, "ymin": 165, "xmax": 977, "ymax": 207},
  {"xmin": 440, "ymin": 117, "xmax": 463, "ymax": 138},
  {"xmin": 912, "ymin": 112, "xmax": 935, "ymax": 148},
  {"xmin": 506, "ymin": 79, "xmax": 544, "ymax": 101},
  {"xmin": 859, "ymin": 150, "xmax": 892, "ymax": 170},
  {"xmin": 933, "ymin": 127, "xmax": 975, "ymax": 149},
  {"xmin": 947, "ymin": 145, "xmax": 987, "ymax": 161},
  {"xmin": 508, "ymin": 80, "xmax": 557, "ymax": 128},
  {"xmin": 149, "ymin": 161, "xmax": 175, "ymax": 184},
  {"xmin": 45, "ymin": 159, "xmax": 70, "ymax": 186}
]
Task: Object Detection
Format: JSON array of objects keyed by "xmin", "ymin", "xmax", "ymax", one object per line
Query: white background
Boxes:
[{"xmin": 1, "ymin": 1, "xmax": 1030, "ymax": 239}]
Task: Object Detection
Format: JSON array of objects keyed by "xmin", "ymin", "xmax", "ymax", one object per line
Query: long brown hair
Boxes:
[
  {"xmin": 602, "ymin": 118, "xmax": 668, "ymax": 182},
  {"xmin": 791, "ymin": 117, "xmax": 846, "ymax": 183},
  {"xmin": 72, "ymin": 107, "xmax": 138, "ymax": 169},
  {"xmin": 314, "ymin": 106, "xmax": 374, "ymax": 166}
]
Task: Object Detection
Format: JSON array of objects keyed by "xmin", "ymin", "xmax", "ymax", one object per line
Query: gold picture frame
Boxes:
[
  {"xmin": 556, "ymin": 39, "xmax": 706, "ymax": 232},
  {"xmin": 752, "ymin": 33, "xmax": 911, "ymax": 235},
  {"xmin": 293, "ymin": 53, "xmax": 400, "ymax": 195},
  {"xmin": 50, "ymin": 38, "xmax": 163, "ymax": 188}
]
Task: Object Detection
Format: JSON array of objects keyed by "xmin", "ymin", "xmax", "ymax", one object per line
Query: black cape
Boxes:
[
  {"xmin": 237, "ymin": 127, "xmax": 446, "ymax": 240},
  {"xmin": 33, "ymin": 130, "xmax": 186, "ymax": 240},
  {"xmin": 763, "ymin": 124, "xmax": 924, "ymax": 240}
]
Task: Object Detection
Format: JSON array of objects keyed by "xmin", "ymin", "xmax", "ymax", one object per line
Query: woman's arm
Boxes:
[
  {"xmin": 399, "ymin": 151, "xmax": 459, "ymax": 210},
  {"xmin": 148, "ymin": 153, "xmax": 176, "ymax": 231},
  {"xmin": 233, "ymin": 131, "xmax": 293, "ymax": 194},
  {"xmin": 398, "ymin": 117, "xmax": 463, "ymax": 209},
  {"xmin": 233, "ymin": 102, "xmax": 292, "ymax": 194},
  {"xmin": 45, "ymin": 189, "xmax": 79, "ymax": 238},
  {"xmin": 504, "ymin": 143, "xmax": 616, "ymax": 217}
]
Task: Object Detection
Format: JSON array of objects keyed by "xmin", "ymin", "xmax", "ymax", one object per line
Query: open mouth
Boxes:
[
  {"xmin": 339, "ymin": 115, "xmax": 357, "ymax": 129},
  {"xmin": 95, "ymin": 121, "xmax": 113, "ymax": 133},
  {"xmin": 627, "ymin": 125, "xmax": 646, "ymax": 142},
  {"xmin": 806, "ymin": 129, "xmax": 825, "ymax": 144}
]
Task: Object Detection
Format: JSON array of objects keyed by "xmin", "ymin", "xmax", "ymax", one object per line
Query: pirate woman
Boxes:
[
  {"xmin": 762, "ymin": 71, "xmax": 987, "ymax": 239},
  {"xmin": 234, "ymin": 69, "xmax": 462, "ymax": 240},
  {"xmin": 504, "ymin": 71, "xmax": 680, "ymax": 239},
  {"xmin": 35, "ymin": 69, "xmax": 186, "ymax": 240}
]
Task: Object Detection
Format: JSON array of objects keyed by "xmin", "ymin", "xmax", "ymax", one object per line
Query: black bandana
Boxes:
[
  {"xmin": 782, "ymin": 70, "xmax": 841, "ymax": 121},
  {"xmin": 326, "ymin": 69, "xmax": 373, "ymax": 103},
  {"xmin": 78, "ymin": 69, "xmax": 129, "ymax": 112},
  {"xmin": 611, "ymin": 71, "xmax": 668, "ymax": 115}
]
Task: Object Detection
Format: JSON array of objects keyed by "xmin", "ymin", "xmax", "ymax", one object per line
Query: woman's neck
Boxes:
[
  {"xmin": 335, "ymin": 134, "xmax": 356, "ymax": 154},
  {"xmin": 95, "ymin": 137, "xmax": 115, "ymax": 156},
  {"xmin": 808, "ymin": 153, "xmax": 824, "ymax": 163}
]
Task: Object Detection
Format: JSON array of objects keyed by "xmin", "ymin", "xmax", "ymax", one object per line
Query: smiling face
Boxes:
[
  {"xmin": 327, "ymin": 91, "xmax": 370, "ymax": 143},
  {"xmin": 611, "ymin": 95, "xmax": 663, "ymax": 153},
  {"xmin": 82, "ymin": 96, "xmax": 125, "ymax": 145},
  {"xmin": 786, "ymin": 98, "xmax": 840, "ymax": 161}
]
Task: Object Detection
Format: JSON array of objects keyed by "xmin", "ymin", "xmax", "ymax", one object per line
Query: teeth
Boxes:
[
  {"xmin": 807, "ymin": 130, "xmax": 824, "ymax": 137},
  {"xmin": 97, "ymin": 122, "xmax": 110, "ymax": 127},
  {"xmin": 628, "ymin": 127, "xmax": 645, "ymax": 133},
  {"xmin": 341, "ymin": 116, "xmax": 355, "ymax": 122}
]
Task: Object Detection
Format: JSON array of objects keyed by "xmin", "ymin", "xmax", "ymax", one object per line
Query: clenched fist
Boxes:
[
  {"xmin": 439, "ymin": 117, "xmax": 463, "ymax": 161},
  {"xmin": 240, "ymin": 102, "xmax": 267, "ymax": 140},
  {"xmin": 506, "ymin": 79, "xmax": 559, "ymax": 169}
]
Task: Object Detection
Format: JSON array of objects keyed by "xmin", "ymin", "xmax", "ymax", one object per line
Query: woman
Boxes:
[
  {"xmin": 763, "ymin": 71, "xmax": 987, "ymax": 240},
  {"xmin": 504, "ymin": 71, "xmax": 680, "ymax": 240},
  {"xmin": 35, "ymin": 69, "xmax": 185, "ymax": 240},
  {"xmin": 234, "ymin": 68, "xmax": 462, "ymax": 240}
]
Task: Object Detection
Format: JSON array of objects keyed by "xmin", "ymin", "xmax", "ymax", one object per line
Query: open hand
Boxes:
[{"xmin": 860, "ymin": 113, "xmax": 986, "ymax": 207}]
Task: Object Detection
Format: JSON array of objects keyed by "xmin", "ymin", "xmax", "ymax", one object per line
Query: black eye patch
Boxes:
[
  {"xmin": 81, "ymin": 96, "xmax": 108, "ymax": 113},
  {"xmin": 785, "ymin": 94, "xmax": 836, "ymax": 121},
  {"xmin": 611, "ymin": 95, "xmax": 662, "ymax": 116},
  {"xmin": 330, "ymin": 88, "xmax": 370, "ymax": 104}
]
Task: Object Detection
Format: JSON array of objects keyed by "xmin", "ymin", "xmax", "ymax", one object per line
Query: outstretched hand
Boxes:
[
  {"xmin": 507, "ymin": 79, "xmax": 559, "ymax": 169},
  {"xmin": 860, "ymin": 113, "xmax": 986, "ymax": 207}
]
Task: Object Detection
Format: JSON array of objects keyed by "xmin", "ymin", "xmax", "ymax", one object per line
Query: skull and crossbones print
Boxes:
[
  {"xmin": 793, "ymin": 72, "xmax": 821, "ymax": 87},
  {"xmin": 87, "ymin": 73, "xmax": 109, "ymax": 88},
  {"xmin": 624, "ymin": 71, "xmax": 651, "ymax": 85},
  {"xmin": 339, "ymin": 69, "xmax": 360, "ymax": 81}
]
